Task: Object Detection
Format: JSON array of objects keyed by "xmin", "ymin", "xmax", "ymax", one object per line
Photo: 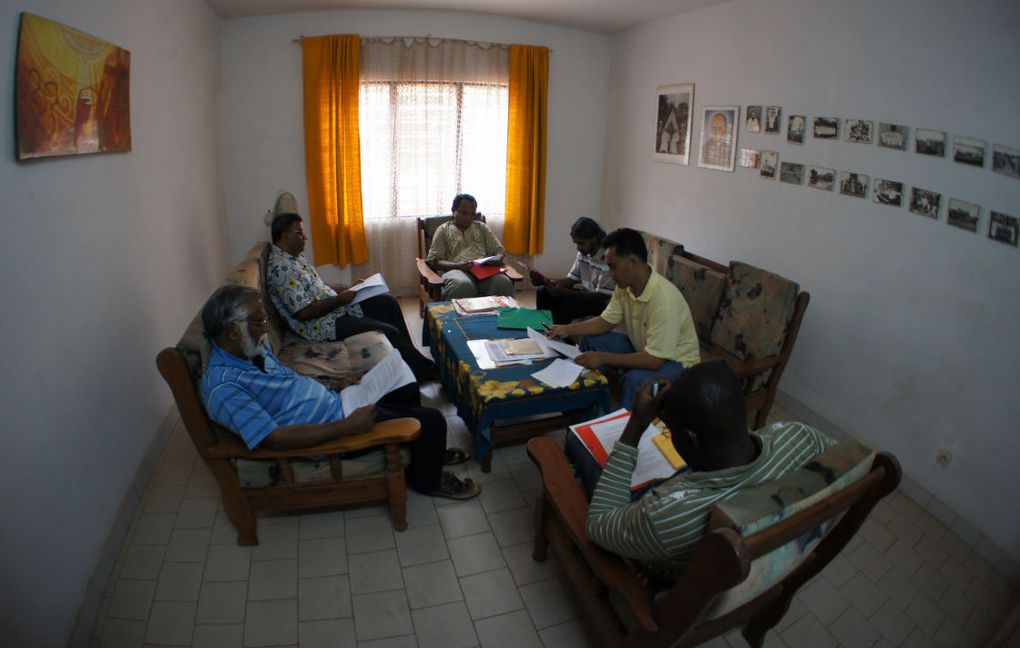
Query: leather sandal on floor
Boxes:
[
  {"xmin": 432, "ymin": 472, "xmax": 481, "ymax": 500},
  {"xmin": 443, "ymin": 447, "xmax": 470, "ymax": 466}
]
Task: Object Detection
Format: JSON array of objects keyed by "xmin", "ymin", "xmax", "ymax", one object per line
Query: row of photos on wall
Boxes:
[{"xmin": 653, "ymin": 84, "xmax": 1020, "ymax": 248}]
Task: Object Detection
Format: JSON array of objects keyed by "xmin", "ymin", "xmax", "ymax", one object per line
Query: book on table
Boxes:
[
  {"xmin": 452, "ymin": 295, "xmax": 518, "ymax": 315},
  {"xmin": 569, "ymin": 408, "xmax": 686, "ymax": 491}
]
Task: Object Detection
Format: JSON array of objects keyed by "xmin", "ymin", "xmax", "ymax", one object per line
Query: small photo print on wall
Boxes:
[
  {"xmin": 745, "ymin": 106, "xmax": 762, "ymax": 133},
  {"xmin": 872, "ymin": 179, "xmax": 903, "ymax": 206},
  {"xmin": 953, "ymin": 136, "xmax": 986, "ymax": 167},
  {"xmin": 915, "ymin": 128, "xmax": 946, "ymax": 156},
  {"xmin": 843, "ymin": 119, "xmax": 873, "ymax": 144},
  {"xmin": 808, "ymin": 166, "xmax": 835, "ymax": 190},
  {"xmin": 779, "ymin": 162, "xmax": 805, "ymax": 185},
  {"xmin": 878, "ymin": 123, "xmax": 909, "ymax": 150},
  {"xmin": 759, "ymin": 151, "xmax": 778, "ymax": 179},
  {"xmin": 947, "ymin": 198, "xmax": 980, "ymax": 232},
  {"xmin": 909, "ymin": 187, "xmax": 941, "ymax": 219},
  {"xmin": 813, "ymin": 117, "xmax": 839, "ymax": 140},
  {"xmin": 839, "ymin": 171, "xmax": 869, "ymax": 198},
  {"xmin": 787, "ymin": 115, "xmax": 806, "ymax": 144},
  {"xmin": 764, "ymin": 106, "xmax": 782, "ymax": 134},
  {"xmin": 989, "ymin": 211, "xmax": 1019, "ymax": 246},
  {"xmin": 654, "ymin": 83, "xmax": 695, "ymax": 165},
  {"xmin": 738, "ymin": 148, "xmax": 761, "ymax": 168},
  {"xmin": 992, "ymin": 144, "xmax": 1020, "ymax": 180},
  {"xmin": 698, "ymin": 106, "xmax": 739, "ymax": 172}
]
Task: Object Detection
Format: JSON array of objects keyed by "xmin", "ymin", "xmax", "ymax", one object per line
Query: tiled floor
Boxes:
[{"xmin": 90, "ymin": 296, "xmax": 1019, "ymax": 647}]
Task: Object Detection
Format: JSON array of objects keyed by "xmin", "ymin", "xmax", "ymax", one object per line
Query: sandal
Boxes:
[
  {"xmin": 444, "ymin": 447, "xmax": 470, "ymax": 466},
  {"xmin": 432, "ymin": 472, "xmax": 481, "ymax": 500}
]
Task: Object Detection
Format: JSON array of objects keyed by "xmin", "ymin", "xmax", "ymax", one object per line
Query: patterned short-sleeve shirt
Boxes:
[{"xmin": 266, "ymin": 245, "xmax": 363, "ymax": 341}]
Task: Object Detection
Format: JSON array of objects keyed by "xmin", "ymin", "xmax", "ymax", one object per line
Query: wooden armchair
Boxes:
[
  {"xmin": 156, "ymin": 346, "xmax": 421, "ymax": 545},
  {"xmin": 415, "ymin": 214, "xmax": 524, "ymax": 315},
  {"xmin": 526, "ymin": 436, "xmax": 901, "ymax": 648}
]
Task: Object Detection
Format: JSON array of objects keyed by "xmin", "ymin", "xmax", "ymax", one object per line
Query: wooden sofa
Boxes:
[
  {"xmin": 156, "ymin": 242, "xmax": 420, "ymax": 544},
  {"xmin": 640, "ymin": 232, "xmax": 810, "ymax": 428}
]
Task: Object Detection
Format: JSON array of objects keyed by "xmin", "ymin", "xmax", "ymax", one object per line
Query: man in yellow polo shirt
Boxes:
[{"xmin": 546, "ymin": 227, "xmax": 700, "ymax": 409}]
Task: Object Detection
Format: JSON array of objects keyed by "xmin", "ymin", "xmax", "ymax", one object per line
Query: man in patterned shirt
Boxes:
[
  {"xmin": 581, "ymin": 362, "xmax": 834, "ymax": 578},
  {"xmin": 528, "ymin": 216, "xmax": 614, "ymax": 324},
  {"xmin": 267, "ymin": 213, "xmax": 436, "ymax": 381},
  {"xmin": 425, "ymin": 193, "xmax": 515, "ymax": 299}
]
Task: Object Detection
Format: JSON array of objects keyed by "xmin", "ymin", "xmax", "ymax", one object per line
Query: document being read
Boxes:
[
  {"xmin": 339, "ymin": 349, "xmax": 415, "ymax": 412},
  {"xmin": 347, "ymin": 273, "xmax": 390, "ymax": 305}
]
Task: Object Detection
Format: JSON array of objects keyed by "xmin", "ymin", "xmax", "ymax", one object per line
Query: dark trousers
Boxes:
[
  {"xmin": 535, "ymin": 286, "xmax": 608, "ymax": 324},
  {"xmin": 376, "ymin": 383, "xmax": 446, "ymax": 494},
  {"xmin": 334, "ymin": 294, "xmax": 437, "ymax": 381}
]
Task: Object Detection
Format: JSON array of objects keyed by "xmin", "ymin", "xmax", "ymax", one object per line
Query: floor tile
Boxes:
[
  {"xmin": 411, "ymin": 600, "xmax": 477, "ymax": 648},
  {"xmin": 933, "ymin": 617, "xmax": 972, "ymax": 648},
  {"xmin": 120, "ymin": 544, "xmax": 166, "ymax": 580},
  {"xmin": 298, "ymin": 537, "xmax": 347, "ymax": 578},
  {"xmin": 132, "ymin": 514, "xmax": 176, "ymax": 545},
  {"xmin": 449, "ymin": 532, "xmax": 506, "ymax": 576},
  {"xmin": 202, "ymin": 544, "xmax": 250, "ymax": 582},
  {"xmin": 243, "ymin": 599, "xmax": 297, "ymax": 646},
  {"xmin": 403, "ymin": 490, "xmax": 440, "ymax": 528},
  {"xmin": 778, "ymin": 612, "xmax": 839, "ymax": 647},
  {"xmin": 184, "ymin": 469, "xmax": 220, "ymax": 499},
  {"xmin": 800, "ymin": 577, "xmax": 850, "ymax": 625},
  {"xmin": 209, "ymin": 512, "xmax": 238, "ymax": 545},
  {"xmin": 144, "ymin": 486, "xmax": 185, "ymax": 514},
  {"xmin": 900, "ymin": 626, "xmax": 936, "ymax": 648},
  {"xmin": 350, "ymin": 549, "xmax": 404, "ymax": 594},
  {"xmin": 875, "ymin": 567, "xmax": 919, "ymax": 610},
  {"xmin": 299, "ymin": 511, "xmax": 345, "ymax": 540},
  {"xmin": 144, "ymin": 601, "xmax": 195, "ymax": 646},
  {"xmin": 196, "ymin": 581, "xmax": 247, "ymax": 624},
  {"xmin": 298, "ymin": 618, "xmax": 356, "ymax": 648},
  {"xmin": 346, "ymin": 515, "xmax": 396, "ymax": 554},
  {"xmin": 911, "ymin": 562, "xmax": 949, "ymax": 601},
  {"xmin": 474, "ymin": 609, "xmax": 543, "ymax": 648},
  {"xmin": 357, "ymin": 635, "xmax": 417, "ymax": 648},
  {"xmin": 99, "ymin": 618, "xmax": 147, "ymax": 648},
  {"xmin": 403, "ymin": 560, "xmax": 463, "ymax": 609},
  {"xmin": 914, "ymin": 533, "xmax": 949, "ymax": 569},
  {"xmin": 501, "ymin": 541, "xmax": 562, "ymax": 586},
  {"xmin": 938, "ymin": 585, "xmax": 974, "ymax": 628},
  {"xmin": 174, "ymin": 497, "xmax": 218, "ymax": 529},
  {"xmin": 538, "ymin": 620, "xmax": 597, "ymax": 648},
  {"xmin": 487, "ymin": 507, "xmax": 535, "ymax": 547},
  {"xmin": 519, "ymin": 576, "xmax": 577, "ymax": 629},
  {"xmin": 351, "ymin": 590, "xmax": 413, "ymax": 641},
  {"xmin": 108, "ymin": 580, "xmax": 156, "ymax": 621},
  {"xmin": 905, "ymin": 593, "xmax": 943, "ymax": 636},
  {"xmin": 869, "ymin": 599, "xmax": 916, "ymax": 645},
  {"xmin": 839, "ymin": 572, "xmax": 886, "ymax": 617},
  {"xmin": 155, "ymin": 562, "xmax": 203, "ymax": 601},
  {"xmin": 478, "ymin": 479, "xmax": 527, "ymax": 514},
  {"xmin": 250, "ymin": 522, "xmax": 299, "ymax": 561},
  {"xmin": 299, "ymin": 574, "xmax": 352, "ymax": 621},
  {"xmin": 438, "ymin": 500, "xmax": 491, "ymax": 538},
  {"xmin": 821, "ymin": 554, "xmax": 858, "ymax": 588},
  {"xmin": 461, "ymin": 568, "xmax": 524, "ymax": 619},
  {"xmin": 887, "ymin": 515, "xmax": 924, "ymax": 548},
  {"xmin": 248, "ymin": 559, "xmax": 297, "ymax": 600},
  {"xmin": 191, "ymin": 623, "xmax": 242, "ymax": 648},
  {"xmin": 165, "ymin": 528, "xmax": 211, "ymax": 563},
  {"xmin": 395, "ymin": 524, "xmax": 449, "ymax": 566},
  {"xmin": 828, "ymin": 606, "xmax": 879, "ymax": 648},
  {"xmin": 859, "ymin": 517, "xmax": 896, "ymax": 552},
  {"xmin": 884, "ymin": 538, "xmax": 924, "ymax": 577},
  {"xmin": 846, "ymin": 541, "xmax": 892, "ymax": 581}
]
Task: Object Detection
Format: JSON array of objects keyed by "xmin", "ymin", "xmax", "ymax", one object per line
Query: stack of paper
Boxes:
[
  {"xmin": 347, "ymin": 273, "xmax": 389, "ymax": 305},
  {"xmin": 453, "ymin": 295, "xmax": 519, "ymax": 315}
]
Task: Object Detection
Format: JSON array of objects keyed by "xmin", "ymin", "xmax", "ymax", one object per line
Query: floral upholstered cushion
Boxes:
[
  {"xmin": 234, "ymin": 447, "xmax": 412, "ymax": 488},
  {"xmin": 705, "ymin": 438, "xmax": 875, "ymax": 619},
  {"xmin": 709, "ymin": 261, "xmax": 798, "ymax": 362},
  {"xmin": 277, "ymin": 331, "xmax": 394, "ymax": 382},
  {"xmin": 667, "ymin": 254, "xmax": 727, "ymax": 340}
]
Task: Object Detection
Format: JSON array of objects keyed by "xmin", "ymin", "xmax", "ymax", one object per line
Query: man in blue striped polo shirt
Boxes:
[{"xmin": 199, "ymin": 285, "xmax": 480, "ymax": 500}]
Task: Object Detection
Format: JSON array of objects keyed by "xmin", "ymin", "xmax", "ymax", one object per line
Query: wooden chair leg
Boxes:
[
  {"xmin": 481, "ymin": 447, "xmax": 494, "ymax": 473},
  {"xmin": 209, "ymin": 462, "xmax": 258, "ymax": 546},
  {"xmin": 742, "ymin": 593, "xmax": 793, "ymax": 647},
  {"xmin": 532, "ymin": 495, "xmax": 550, "ymax": 561},
  {"xmin": 385, "ymin": 445, "xmax": 408, "ymax": 531}
]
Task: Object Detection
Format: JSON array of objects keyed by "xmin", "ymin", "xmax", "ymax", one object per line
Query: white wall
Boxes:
[
  {"xmin": 604, "ymin": 0, "xmax": 1020, "ymax": 561},
  {"xmin": 0, "ymin": 1, "xmax": 226, "ymax": 643},
  {"xmin": 219, "ymin": 9, "xmax": 611, "ymax": 283}
]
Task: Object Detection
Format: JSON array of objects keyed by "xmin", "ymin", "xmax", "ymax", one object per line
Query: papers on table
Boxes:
[
  {"xmin": 531, "ymin": 358, "xmax": 585, "ymax": 388},
  {"xmin": 452, "ymin": 295, "xmax": 518, "ymax": 315},
  {"xmin": 569, "ymin": 408, "xmax": 686, "ymax": 491},
  {"xmin": 464, "ymin": 326, "xmax": 583, "ymax": 376},
  {"xmin": 347, "ymin": 273, "xmax": 390, "ymax": 305},
  {"xmin": 526, "ymin": 327, "xmax": 580, "ymax": 359},
  {"xmin": 339, "ymin": 349, "xmax": 415, "ymax": 412}
]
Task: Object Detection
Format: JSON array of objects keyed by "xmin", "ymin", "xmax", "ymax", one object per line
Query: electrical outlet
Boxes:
[{"xmin": 935, "ymin": 449, "xmax": 952, "ymax": 466}]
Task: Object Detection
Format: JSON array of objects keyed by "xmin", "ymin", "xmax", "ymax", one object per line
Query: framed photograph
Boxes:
[
  {"xmin": 839, "ymin": 171, "xmax": 869, "ymax": 198},
  {"xmin": 787, "ymin": 115, "xmax": 806, "ymax": 144},
  {"xmin": 915, "ymin": 129, "xmax": 946, "ymax": 157},
  {"xmin": 16, "ymin": 13, "xmax": 132, "ymax": 160},
  {"xmin": 779, "ymin": 162, "xmax": 805, "ymax": 185},
  {"xmin": 992, "ymin": 144, "xmax": 1020, "ymax": 180},
  {"xmin": 872, "ymin": 179, "xmax": 903, "ymax": 207},
  {"xmin": 759, "ymin": 151, "xmax": 778, "ymax": 179},
  {"xmin": 989, "ymin": 211, "xmax": 1019, "ymax": 246},
  {"xmin": 953, "ymin": 136, "xmax": 986, "ymax": 167},
  {"xmin": 654, "ymin": 83, "xmax": 695, "ymax": 164},
  {"xmin": 813, "ymin": 117, "xmax": 840, "ymax": 140},
  {"xmin": 764, "ymin": 106, "xmax": 782, "ymax": 134},
  {"xmin": 878, "ymin": 123, "xmax": 909, "ymax": 151},
  {"xmin": 745, "ymin": 106, "xmax": 762, "ymax": 133},
  {"xmin": 808, "ymin": 166, "xmax": 835, "ymax": 191},
  {"xmin": 738, "ymin": 148, "xmax": 761, "ymax": 168},
  {"xmin": 909, "ymin": 187, "xmax": 941, "ymax": 219},
  {"xmin": 947, "ymin": 198, "xmax": 980, "ymax": 232},
  {"xmin": 843, "ymin": 119, "xmax": 873, "ymax": 144},
  {"xmin": 697, "ymin": 105, "xmax": 739, "ymax": 172}
]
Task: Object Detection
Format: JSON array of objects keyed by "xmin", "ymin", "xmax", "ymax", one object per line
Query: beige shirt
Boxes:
[{"xmin": 426, "ymin": 220, "xmax": 505, "ymax": 265}]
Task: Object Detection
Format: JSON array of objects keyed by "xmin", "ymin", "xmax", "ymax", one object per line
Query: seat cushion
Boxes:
[
  {"xmin": 234, "ymin": 447, "xmax": 412, "ymax": 488},
  {"xmin": 277, "ymin": 330, "xmax": 393, "ymax": 382},
  {"xmin": 667, "ymin": 255, "xmax": 726, "ymax": 340},
  {"xmin": 709, "ymin": 261, "xmax": 798, "ymax": 362}
]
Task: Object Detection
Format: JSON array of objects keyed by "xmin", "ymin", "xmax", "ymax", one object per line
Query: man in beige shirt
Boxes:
[{"xmin": 425, "ymin": 194, "xmax": 515, "ymax": 299}]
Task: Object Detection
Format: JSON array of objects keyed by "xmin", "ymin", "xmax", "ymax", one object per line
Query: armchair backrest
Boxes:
[{"xmin": 416, "ymin": 213, "xmax": 486, "ymax": 259}]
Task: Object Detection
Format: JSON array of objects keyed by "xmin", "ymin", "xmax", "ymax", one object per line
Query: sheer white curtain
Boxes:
[{"xmin": 356, "ymin": 37, "xmax": 512, "ymax": 295}]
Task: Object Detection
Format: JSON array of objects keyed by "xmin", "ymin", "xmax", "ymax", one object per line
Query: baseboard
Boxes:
[
  {"xmin": 775, "ymin": 390, "xmax": 1020, "ymax": 585},
  {"xmin": 67, "ymin": 405, "xmax": 180, "ymax": 648}
]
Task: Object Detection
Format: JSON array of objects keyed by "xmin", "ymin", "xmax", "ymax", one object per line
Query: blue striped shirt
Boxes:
[{"xmin": 200, "ymin": 344, "xmax": 345, "ymax": 449}]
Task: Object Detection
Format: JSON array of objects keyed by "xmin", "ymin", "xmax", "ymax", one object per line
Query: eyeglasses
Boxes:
[{"xmin": 233, "ymin": 316, "xmax": 269, "ymax": 326}]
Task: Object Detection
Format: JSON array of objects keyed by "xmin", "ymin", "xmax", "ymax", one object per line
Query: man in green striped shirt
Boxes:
[{"xmin": 586, "ymin": 362, "xmax": 834, "ymax": 579}]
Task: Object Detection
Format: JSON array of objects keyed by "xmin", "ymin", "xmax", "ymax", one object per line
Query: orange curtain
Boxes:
[
  {"xmin": 301, "ymin": 35, "xmax": 368, "ymax": 266},
  {"xmin": 504, "ymin": 45, "xmax": 549, "ymax": 256}
]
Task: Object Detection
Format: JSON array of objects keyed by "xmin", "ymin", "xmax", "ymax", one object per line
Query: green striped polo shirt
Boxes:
[{"xmin": 586, "ymin": 421, "xmax": 835, "ymax": 578}]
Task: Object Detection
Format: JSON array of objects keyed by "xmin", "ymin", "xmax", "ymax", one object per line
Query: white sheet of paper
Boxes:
[
  {"xmin": 569, "ymin": 408, "xmax": 678, "ymax": 490},
  {"xmin": 466, "ymin": 339, "xmax": 496, "ymax": 369},
  {"xmin": 531, "ymin": 358, "xmax": 584, "ymax": 388},
  {"xmin": 349, "ymin": 273, "xmax": 386, "ymax": 291},
  {"xmin": 526, "ymin": 327, "xmax": 580, "ymax": 359},
  {"xmin": 339, "ymin": 349, "xmax": 415, "ymax": 412}
]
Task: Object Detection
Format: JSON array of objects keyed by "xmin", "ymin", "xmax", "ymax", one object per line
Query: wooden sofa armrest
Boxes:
[
  {"xmin": 526, "ymin": 437, "xmax": 658, "ymax": 632},
  {"xmin": 416, "ymin": 258, "xmax": 443, "ymax": 287},
  {"xmin": 206, "ymin": 418, "xmax": 421, "ymax": 459}
]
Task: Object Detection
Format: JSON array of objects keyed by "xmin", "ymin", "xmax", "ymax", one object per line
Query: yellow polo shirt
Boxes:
[{"xmin": 600, "ymin": 269, "xmax": 701, "ymax": 368}]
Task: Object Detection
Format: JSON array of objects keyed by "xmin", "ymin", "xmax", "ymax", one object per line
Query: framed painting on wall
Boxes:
[
  {"xmin": 654, "ymin": 83, "xmax": 695, "ymax": 165},
  {"xmin": 15, "ymin": 13, "xmax": 132, "ymax": 160},
  {"xmin": 697, "ymin": 105, "xmax": 739, "ymax": 172}
]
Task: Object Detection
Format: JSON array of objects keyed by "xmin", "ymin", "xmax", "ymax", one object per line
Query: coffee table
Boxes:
[{"xmin": 423, "ymin": 302, "xmax": 611, "ymax": 472}]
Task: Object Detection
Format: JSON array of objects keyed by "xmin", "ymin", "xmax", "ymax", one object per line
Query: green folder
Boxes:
[{"xmin": 496, "ymin": 307, "xmax": 553, "ymax": 330}]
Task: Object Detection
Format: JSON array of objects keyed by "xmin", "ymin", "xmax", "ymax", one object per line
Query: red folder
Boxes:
[{"xmin": 469, "ymin": 264, "xmax": 504, "ymax": 280}]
